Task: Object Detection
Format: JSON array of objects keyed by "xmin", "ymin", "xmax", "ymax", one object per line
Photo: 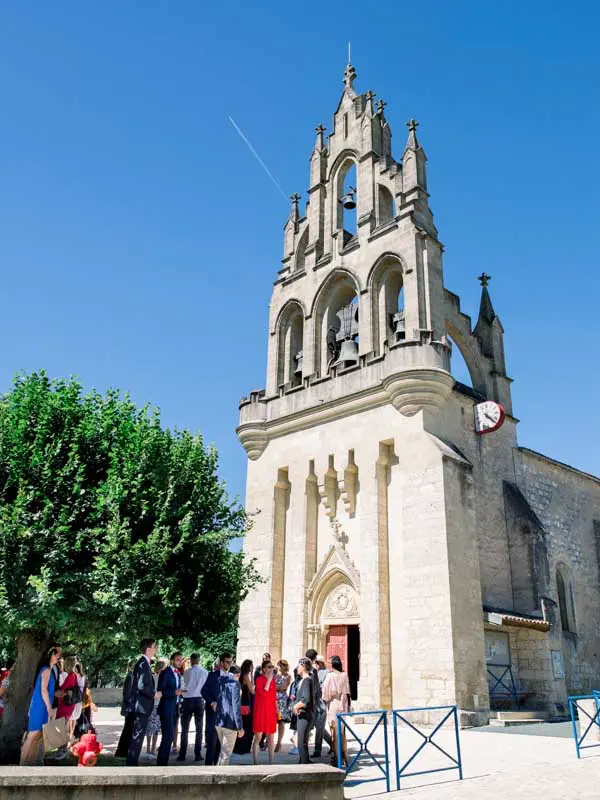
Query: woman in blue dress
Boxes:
[{"xmin": 20, "ymin": 645, "xmax": 61, "ymax": 765}]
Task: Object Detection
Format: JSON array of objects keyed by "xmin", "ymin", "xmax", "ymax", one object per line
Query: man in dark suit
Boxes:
[
  {"xmin": 115, "ymin": 659, "xmax": 137, "ymax": 758},
  {"xmin": 156, "ymin": 651, "xmax": 184, "ymax": 766},
  {"xmin": 202, "ymin": 653, "xmax": 232, "ymax": 765},
  {"xmin": 126, "ymin": 638, "xmax": 158, "ymax": 766},
  {"xmin": 305, "ymin": 648, "xmax": 332, "ymax": 758}
]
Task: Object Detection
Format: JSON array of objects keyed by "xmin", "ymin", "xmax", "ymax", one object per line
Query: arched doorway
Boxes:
[{"xmin": 307, "ymin": 553, "xmax": 361, "ymax": 700}]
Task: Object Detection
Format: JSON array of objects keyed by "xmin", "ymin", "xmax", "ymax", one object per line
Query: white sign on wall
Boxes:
[{"xmin": 551, "ymin": 650, "xmax": 565, "ymax": 679}]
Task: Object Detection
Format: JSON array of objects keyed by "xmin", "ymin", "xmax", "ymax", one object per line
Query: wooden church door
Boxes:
[{"xmin": 326, "ymin": 625, "xmax": 348, "ymax": 666}]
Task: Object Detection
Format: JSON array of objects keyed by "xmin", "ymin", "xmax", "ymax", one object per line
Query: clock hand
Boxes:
[{"xmin": 484, "ymin": 413, "xmax": 496, "ymax": 422}]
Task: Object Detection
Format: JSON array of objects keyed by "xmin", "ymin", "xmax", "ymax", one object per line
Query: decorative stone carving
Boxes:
[
  {"xmin": 331, "ymin": 518, "xmax": 349, "ymax": 549},
  {"xmin": 319, "ymin": 456, "xmax": 339, "ymax": 519},
  {"xmin": 323, "ymin": 583, "xmax": 359, "ymax": 621},
  {"xmin": 236, "ymin": 423, "xmax": 268, "ymax": 460},
  {"xmin": 383, "ymin": 368, "xmax": 454, "ymax": 416},
  {"xmin": 341, "ymin": 450, "xmax": 358, "ymax": 516}
]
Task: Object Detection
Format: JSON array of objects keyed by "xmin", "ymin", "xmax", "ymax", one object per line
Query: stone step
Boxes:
[
  {"xmin": 490, "ymin": 718, "xmax": 547, "ymax": 727},
  {"xmin": 496, "ymin": 710, "xmax": 550, "ymax": 721}
]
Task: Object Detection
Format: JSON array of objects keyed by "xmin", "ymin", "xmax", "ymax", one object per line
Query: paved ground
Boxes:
[{"xmin": 92, "ymin": 707, "xmax": 599, "ymax": 799}]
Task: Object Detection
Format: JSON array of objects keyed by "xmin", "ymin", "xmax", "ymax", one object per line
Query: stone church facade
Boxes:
[{"xmin": 236, "ymin": 64, "xmax": 600, "ymax": 724}]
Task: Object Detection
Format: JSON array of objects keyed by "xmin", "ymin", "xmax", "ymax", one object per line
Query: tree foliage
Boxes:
[{"xmin": 0, "ymin": 371, "xmax": 258, "ymax": 757}]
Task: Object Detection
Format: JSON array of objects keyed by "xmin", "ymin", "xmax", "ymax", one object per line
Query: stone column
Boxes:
[
  {"xmin": 376, "ymin": 441, "xmax": 394, "ymax": 709},
  {"xmin": 269, "ymin": 468, "xmax": 291, "ymax": 659},
  {"xmin": 303, "ymin": 461, "xmax": 320, "ymax": 651}
]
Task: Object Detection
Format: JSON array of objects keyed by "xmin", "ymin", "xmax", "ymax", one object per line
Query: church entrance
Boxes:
[{"xmin": 326, "ymin": 624, "xmax": 360, "ymax": 700}]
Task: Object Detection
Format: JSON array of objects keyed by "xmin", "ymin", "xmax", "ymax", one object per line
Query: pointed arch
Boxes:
[
  {"xmin": 295, "ymin": 226, "xmax": 309, "ymax": 272},
  {"xmin": 376, "ymin": 184, "xmax": 396, "ymax": 226},
  {"xmin": 368, "ymin": 253, "xmax": 405, "ymax": 356},
  {"xmin": 327, "ymin": 149, "xmax": 359, "ymax": 237},
  {"xmin": 310, "ymin": 269, "xmax": 361, "ymax": 377},
  {"xmin": 306, "ymin": 545, "xmax": 361, "ymax": 630},
  {"xmin": 274, "ymin": 299, "xmax": 305, "ymax": 387}
]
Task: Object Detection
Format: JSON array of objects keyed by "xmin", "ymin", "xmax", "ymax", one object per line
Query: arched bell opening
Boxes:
[
  {"xmin": 369, "ymin": 254, "xmax": 404, "ymax": 356},
  {"xmin": 336, "ymin": 159, "xmax": 358, "ymax": 246},
  {"xmin": 313, "ymin": 271, "xmax": 361, "ymax": 377},
  {"xmin": 277, "ymin": 301, "xmax": 305, "ymax": 388},
  {"xmin": 376, "ymin": 184, "xmax": 396, "ymax": 226}
]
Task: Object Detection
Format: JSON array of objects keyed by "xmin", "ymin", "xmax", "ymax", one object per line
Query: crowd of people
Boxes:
[
  {"xmin": 117, "ymin": 639, "xmax": 351, "ymax": 767},
  {"xmin": 19, "ymin": 643, "xmax": 98, "ymax": 765},
  {"xmin": 9, "ymin": 638, "xmax": 351, "ymax": 768}
]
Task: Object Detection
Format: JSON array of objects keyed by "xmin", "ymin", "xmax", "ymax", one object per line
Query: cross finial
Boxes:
[
  {"xmin": 365, "ymin": 89, "xmax": 376, "ymax": 102},
  {"xmin": 407, "ymin": 118, "xmax": 419, "ymax": 133},
  {"xmin": 290, "ymin": 192, "xmax": 301, "ymax": 206},
  {"xmin": 377, "ymin": 98, "xmax": 387, "ymax": 114},
  {"xmin": 315, "ymin": 123, "xmax": 326, "ymax": 135},
  {"xmin": 343, "ymin": 63, "xmax": 357, "ymax": 91},
  {"xmin": 478, "ymin": 272, "xmax": 491, "ymax": 287}
]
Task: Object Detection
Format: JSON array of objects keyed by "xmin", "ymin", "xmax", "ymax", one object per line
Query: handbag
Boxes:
[
  {"xmin": 42, "ymin": 716, "xmax": 69, "ymax": 751},
  {"xmin": 240, "ymin": 705, "xmax": 250, "ymax": 716},
  {"xmin": 64, "ymin": 683, "xmax": 83, "ymax": 705}
]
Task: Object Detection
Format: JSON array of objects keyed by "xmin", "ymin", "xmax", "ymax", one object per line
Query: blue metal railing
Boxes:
[
  {"xmin": 336, "ymin": 710, "xmax": 391, "ymax": 793},
  {"xmin": 568, "ymin": 691, "xmax": 600, "ymax": 759},
  {"xmin": 392, "ymin": 705, "xmax": 463, "ymax": 791},
  {"xmin": 487, "ymin": 664, "xmax": 519, "ymax": 705},
  {"xmin": 335, "ymin": 705, "xmax": 463, "ymax": 793}
]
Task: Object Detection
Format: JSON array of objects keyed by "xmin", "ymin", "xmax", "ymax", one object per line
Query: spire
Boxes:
[
  {"xmin": 314, "ymin": 123, "xmax": 326, "ymax": 152},
  {"xmin": 477, "ymin": 273, "xmax": 496, "ymax": 325},
  {"xmin": 405, "ymin": 118, "xmax": 420, "ymax": 151},
  {"xmin": 402, "ymin": 119, "xmax": 428, "ymax": 193},
  {"xmin": 364, "ymin": 89, "xmax": 376, "ymax": 116},
  {"xmin": 376, "ymin": 98, "xmax": 387, "ymax": 117},
  {"xmin": 290, "ymin": 192, "xmax": 301, "ymax": 223}
]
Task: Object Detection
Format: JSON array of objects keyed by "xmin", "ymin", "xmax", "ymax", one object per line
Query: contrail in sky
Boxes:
[{"xmin": 228, "ymin": 115, "xmax": 288, "ymax": 202}]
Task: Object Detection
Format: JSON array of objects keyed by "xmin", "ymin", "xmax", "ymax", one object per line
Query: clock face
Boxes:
[{"xmin": 474, "ymin": 401, "xmax": 505, "ymax": 435}]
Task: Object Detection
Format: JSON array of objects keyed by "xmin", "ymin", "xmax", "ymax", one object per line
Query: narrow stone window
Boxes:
[{"xmin": 556, "ymin": 566, "xmax": 576, "ymax": 633}]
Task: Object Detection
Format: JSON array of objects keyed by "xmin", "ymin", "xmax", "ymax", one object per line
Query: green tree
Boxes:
[{"xmin": 0, "ymin": 372, "xmax": 257, "ymax": 763}]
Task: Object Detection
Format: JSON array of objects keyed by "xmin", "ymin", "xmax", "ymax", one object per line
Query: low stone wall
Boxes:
[
  {"xmin": 91, "ymin": 687, "xmax": 123, "ymax": 706},
  {"xmin": 0, "ymin": 765, "xmax": 345, "ymax": 800}
]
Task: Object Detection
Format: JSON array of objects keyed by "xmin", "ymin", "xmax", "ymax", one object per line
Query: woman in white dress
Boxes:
[{"xmin": 322, "ymin": 655, "xmax": 350, "ymax": 767}]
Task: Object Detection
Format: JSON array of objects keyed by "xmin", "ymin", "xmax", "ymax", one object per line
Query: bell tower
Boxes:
[
  {"xmin": 237, "ymin": 63, "xmax": 492, "ymax": 721},
  {"xmin": 240, "ymin": 60, "xmax": 453, "ymax": 446}
]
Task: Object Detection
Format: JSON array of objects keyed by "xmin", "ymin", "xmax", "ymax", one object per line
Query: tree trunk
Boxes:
[{"xmin": 0, "ymin": 630, "xmax": 49, "ymax": 764}]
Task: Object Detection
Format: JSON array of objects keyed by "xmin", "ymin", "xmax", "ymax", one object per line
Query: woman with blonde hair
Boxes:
[{"xmin": 57, "ymin": 656, "xmax": 80, "ymax": 741}]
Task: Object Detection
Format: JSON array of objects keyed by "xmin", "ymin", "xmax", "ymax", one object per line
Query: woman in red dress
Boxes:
[
  {"xmin": 252, "ymin": 659, "xmax": 277, "ymax": 764},
  {"xmin": 57, "ymin": 656, "xmax": 80, "ymax": 740}
]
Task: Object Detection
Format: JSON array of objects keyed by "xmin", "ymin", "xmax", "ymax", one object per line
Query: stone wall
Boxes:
[
  {"xmin": 0, "ymin": 766, "xmax": 345, "ymax": 800},
  {"xmin": 516, "ymin": 449, "xmax": 600, "ymax": 696}
]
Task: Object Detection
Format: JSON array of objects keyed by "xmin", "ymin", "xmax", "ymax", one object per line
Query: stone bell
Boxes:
[
  {"xmin": 337, "ymin": 338, "xmax": 359, "ymax": 365},
  {"xmin": 294, "ymin": 350, "xmax": 304, "ymax": 376},
  {"xmin": 339, "ymin": 186, "xmax": 356, "ymax": 210}
]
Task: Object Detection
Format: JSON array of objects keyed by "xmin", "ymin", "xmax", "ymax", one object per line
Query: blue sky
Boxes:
[{"xmin": 1, "ymin": 1, "xmax": 599, "ymax": 503}]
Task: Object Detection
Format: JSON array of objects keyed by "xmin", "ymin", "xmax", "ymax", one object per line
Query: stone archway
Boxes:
[{"xmin": 306, "ymin": 544, "xmax": 361, "ymax": 657}]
